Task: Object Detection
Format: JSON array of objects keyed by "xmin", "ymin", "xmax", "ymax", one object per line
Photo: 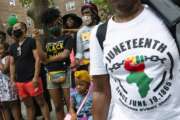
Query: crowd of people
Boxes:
[
  {"xmin": 0, "ymin": 2, "xmax": 103, "ymax": 120},
  {"xmin": 1, "ymin": 0, "xmax": 180, "ymax": 120}
]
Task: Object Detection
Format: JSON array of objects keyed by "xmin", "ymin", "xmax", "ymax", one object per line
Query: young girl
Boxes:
[
  {"xmin": 70, "ymin": 70, "xmax": 92, "ymax": 120},
  {"xmin": 0, "ymin": 41, "xmax": 21, "ymax": 120}
]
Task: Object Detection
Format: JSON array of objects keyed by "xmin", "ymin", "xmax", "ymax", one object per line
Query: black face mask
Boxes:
[
  {"xmin": 13, "ymin": 29, "xmax": 23, "ymax": 38},
  {"xmin": 48, "ymin": 23, "xmax": 62, "ymax": 36}
]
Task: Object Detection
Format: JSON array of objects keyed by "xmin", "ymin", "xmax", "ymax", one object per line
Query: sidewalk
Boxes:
[{"xmin": 21, "ymin": 101, "xmax": 58, "ymax": 120}]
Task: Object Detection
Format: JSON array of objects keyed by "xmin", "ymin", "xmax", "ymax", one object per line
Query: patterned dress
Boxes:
[{"xmin": 0, "ymin": 57, "xmax": 18, "ymax": 102}]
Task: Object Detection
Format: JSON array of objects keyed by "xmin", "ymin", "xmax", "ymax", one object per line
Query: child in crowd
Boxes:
[
  {"xmin": 0, "ymin": 41, "xmax": 21, "ymax": 120},
  {"xmin": 70, "ymin": 70, "xmax": 92, "ymax": 120}
]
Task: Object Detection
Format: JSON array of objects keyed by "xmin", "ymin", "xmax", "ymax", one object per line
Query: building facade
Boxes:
[
  {"xmin": 0, "ymin": 0, "xmax": 92, "ymax": 30},
  {"xmin": 0, "ymin": 0, "xmax": 27, "ymax": 29},
  {"xmin": 56, "ymin": 0, "xmax": 92, "ymax": 16}
]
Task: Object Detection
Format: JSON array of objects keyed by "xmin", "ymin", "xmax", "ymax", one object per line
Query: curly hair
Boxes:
[{"xmin": 41, "ymin": 8, "xmax": 60, "ymax": 25}]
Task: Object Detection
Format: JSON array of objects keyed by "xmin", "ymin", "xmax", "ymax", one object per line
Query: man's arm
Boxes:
[
  {"xmin": 92, "ymin": 74, "xmax": 111, "ymax": 120},
  {"xmin": 32, "ymin": 29, "xmax": 47, "ymax": 61},
  {"xmin": 32, "ymin": 49, "xmax": 41, "ymax": 83},
  {"xmin": 89, "ymin": 25, "xmax": 111, "ymax": 120},
  {"xmin": 9, "ymin": 56, "xmax": 15, "ymax": 82}
]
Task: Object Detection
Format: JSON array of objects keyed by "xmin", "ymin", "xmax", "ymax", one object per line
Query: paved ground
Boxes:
[{"xmin": 21, "ymin": 100, "xmax": 62, "ymax": 120}]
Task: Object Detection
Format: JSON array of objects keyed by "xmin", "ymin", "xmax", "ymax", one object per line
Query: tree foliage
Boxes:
[
  {"xmin": 19, "ymin": 0, "xmax": 54, "ymax": 7},
  {"xmin": 92, "ymin": 0, "xmax": 111, "ymax": 13},
  {"xmin": 19, "ymin": 0, "xmax": 31, "ymax": 7},
  {"xmin": 18, "ymin": 0, "xmax": 51, "ymax": 28}
]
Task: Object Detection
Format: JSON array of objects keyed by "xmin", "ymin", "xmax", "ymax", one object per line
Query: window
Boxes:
[
  {"xmin": 9, "ymin": 0, "xmax": 16, "ymax": 6},
  {"xmin": 65, "ymin": 1, "xmax": 76, "ymax": 11},
  {"xmin": 84, "ymin": 0, "xmax": 92, "ymax": 4}
]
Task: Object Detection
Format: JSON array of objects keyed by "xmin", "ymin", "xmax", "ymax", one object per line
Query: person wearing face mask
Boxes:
[
  {"xmin": 40, "ymin": 8, "xmax": 74, "ymax": 120},
  {"xmin": 90, "ymin": 0, "xmax": 180, "ymax": 120},
  {"xmin": 9, "ymin": 22, "xmax": 50, "ymax": 120},
  {"xmin": 75, "ymin": 3, "xmax": 100, "ymax": 68}
]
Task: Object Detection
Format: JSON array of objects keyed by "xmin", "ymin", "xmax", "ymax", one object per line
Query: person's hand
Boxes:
[
  {"xmin": 75, "ymin": 59, "xmax": 80, "ymax": 66},
  {"xmin": 10, "ymin": 80, "xmax": 16, "ymax": 88},
  {"xmin": 43, "ymin": 57, "xmax": 50, "ymax": 64},
  {"xmin": 32, "ymin": 29, "xmax": 41, "ymax": 39},
  {"xmin": 32, "ymin": 77, "xmax": 39, "ymax": 89},
  {"xmin": 71, "ymin": 113, "xmax": 77, "ymax": 120},
  {"xmin": 124, "ymin": 55, "xmax": 145, "ymax": 72},
  {"xmin": 70, "ymin": 61, "xmax": 77, "ymax": 70}
]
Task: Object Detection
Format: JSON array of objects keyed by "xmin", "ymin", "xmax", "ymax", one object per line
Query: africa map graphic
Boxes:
[{"xmin": 124, "ymin": 56, "xmax": 152, "ymax": 98}]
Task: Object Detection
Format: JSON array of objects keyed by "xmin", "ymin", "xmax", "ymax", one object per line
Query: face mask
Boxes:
[
  {"xmin": 82, "ymin": 15, "xmax": 92, "ymax": 26},
  {"xmin": 13, "ymin": 29, "xmax": 23, "ymax": 38},
  {"xmin": 48, "ymin": 24, "xmax": 61, "ymax": 36}
]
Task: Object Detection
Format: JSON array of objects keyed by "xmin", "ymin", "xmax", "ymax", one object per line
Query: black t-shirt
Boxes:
[
  {"xmin": 9, "ymin": 37, "xmax": 36, "ymax": 82},
  {"xmin": 63, "ymin": 31, "xmax": 77, "ymax": 55},
  {"xmin": 42, "ymin": 35, "xmax": 74, "ymax": 72}
]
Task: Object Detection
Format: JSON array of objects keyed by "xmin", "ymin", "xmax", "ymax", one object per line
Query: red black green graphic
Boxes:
[{"xmin": 124, "ymin": 56, "xmax": 152, "ymax": 98}]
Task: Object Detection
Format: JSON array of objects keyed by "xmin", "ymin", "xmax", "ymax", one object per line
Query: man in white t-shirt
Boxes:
[{"xmin": 90, "ymin": 0, "xmax": 180, "ymax": 120}]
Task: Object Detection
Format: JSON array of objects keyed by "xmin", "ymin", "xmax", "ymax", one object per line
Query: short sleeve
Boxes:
[
  {"xmin": 90, "ymin": 25, "xmax": 108, "ymax": 75},
  {"xmin": 29, "ymin": 38, "xmax": 36, "ymax": 50}
]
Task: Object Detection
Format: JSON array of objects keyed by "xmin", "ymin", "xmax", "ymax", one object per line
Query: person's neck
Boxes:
[
  {"xmin": 80, "ymin": 91, "xmax": 88, "ymax": 96},
  {"xmin": 113, "ymin": 5, "xmax": 144, "ymax": 23},
  {"xmin": 18, "ymin": 36, "xmax": 25, "ymax": 44},
  {"xmin": 86, "ymin": 21, "xmax": 97, "ymax": 27},
  {"xmin": 86, "ymin": 24, "xmax": 94, "ymax": 28}
]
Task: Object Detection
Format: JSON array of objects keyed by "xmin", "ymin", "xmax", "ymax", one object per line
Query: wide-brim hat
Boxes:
[{"xmin": 62, "ymin": 13, "xmax": 82, "ymax": 28}]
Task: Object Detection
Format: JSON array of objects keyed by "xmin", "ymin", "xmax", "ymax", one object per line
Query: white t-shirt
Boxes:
[{"xmin": 90, "ymin": 5, "xmax": 180, "ymax": 120}]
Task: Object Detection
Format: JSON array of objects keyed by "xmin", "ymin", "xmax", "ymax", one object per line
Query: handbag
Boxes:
[{"xmin": 48, "ymin": 70, "xmax": 66, "ymax": 83}]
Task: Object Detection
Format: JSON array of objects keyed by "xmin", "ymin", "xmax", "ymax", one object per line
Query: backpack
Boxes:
[{"xmin": 96, "ymin": 0, "xmax": 180, "ymax": 53}]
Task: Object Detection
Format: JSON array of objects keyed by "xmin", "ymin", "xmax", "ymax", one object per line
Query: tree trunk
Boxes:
[{"xmin": 27, "ymin": 0, "xmax": 49, "ymax": 28}]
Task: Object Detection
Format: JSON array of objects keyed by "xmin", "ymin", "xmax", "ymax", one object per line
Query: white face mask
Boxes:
[{"xmin": 82, "ymin": 15, "xmax": 92, "ymax": 26}]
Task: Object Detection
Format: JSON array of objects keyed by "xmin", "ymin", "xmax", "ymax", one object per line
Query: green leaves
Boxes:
[
  {"xmin": 92, "ymin": 0, "xmax": 111, "ymax": 13},
  {"xmin": 19, "ymin": 0, "xmax": 32, "ymax": 7},
  {"xmin": 19, "ymin": 0, "xmax": 54, "ymax": 7}
]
